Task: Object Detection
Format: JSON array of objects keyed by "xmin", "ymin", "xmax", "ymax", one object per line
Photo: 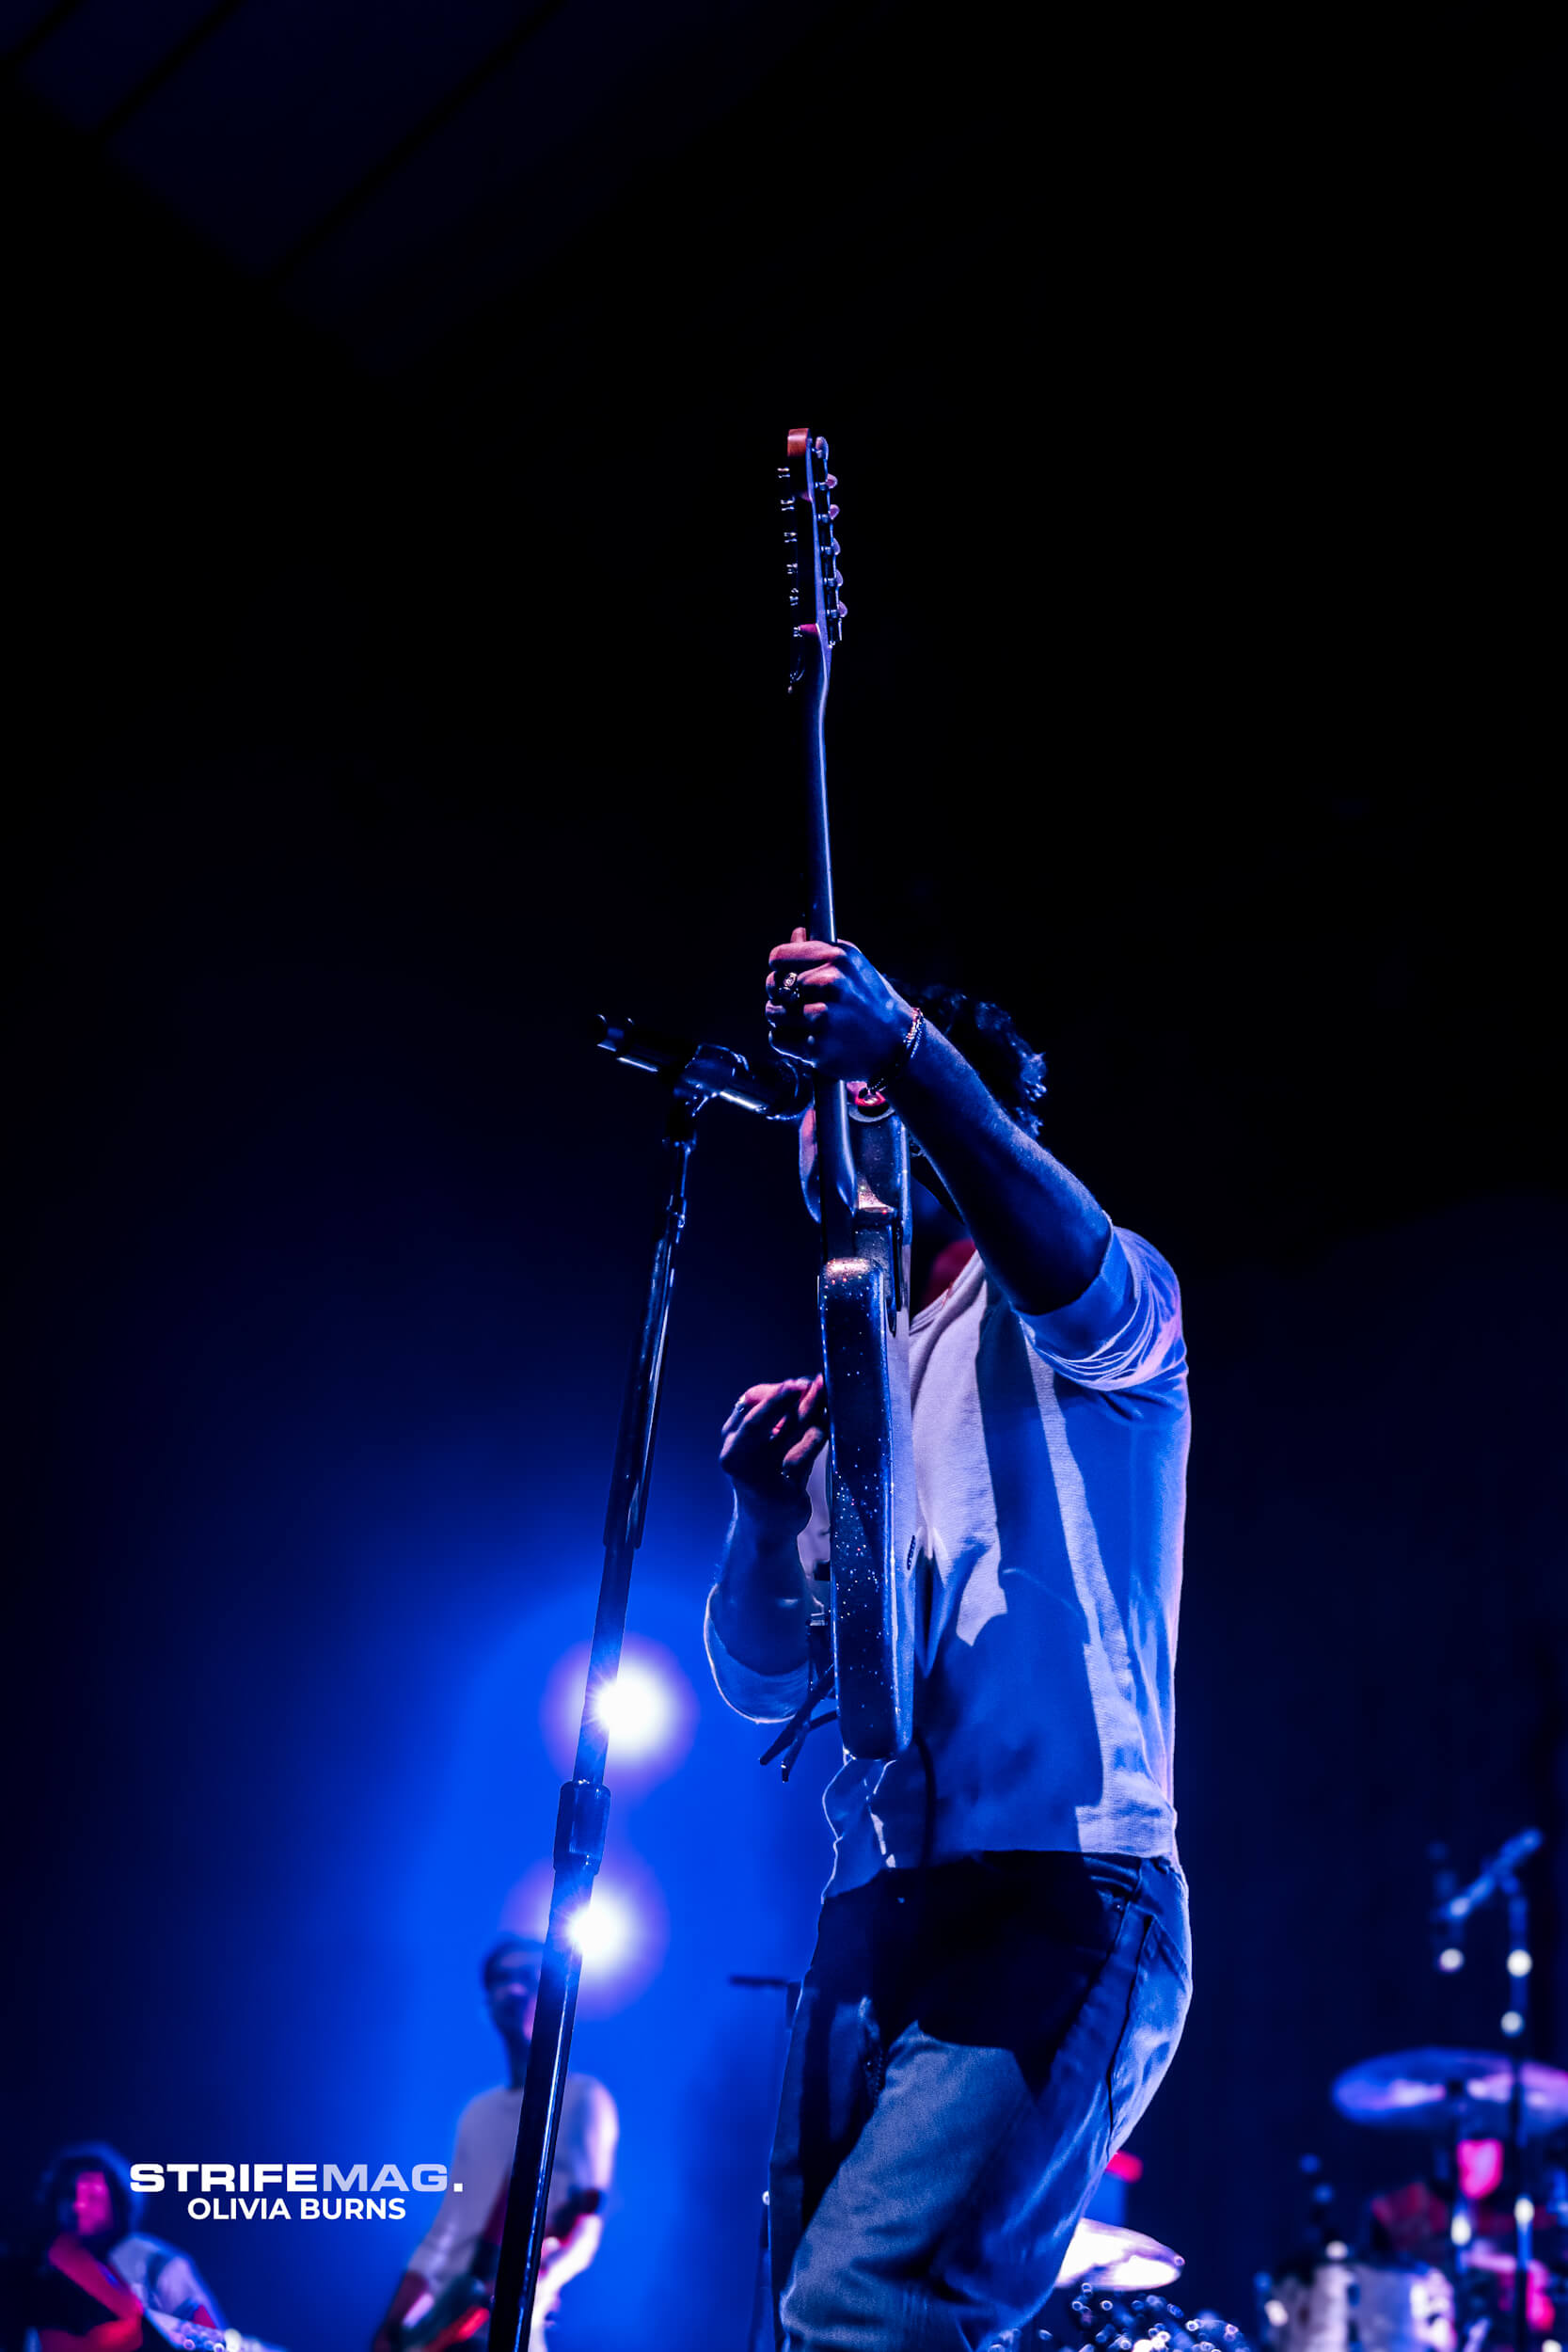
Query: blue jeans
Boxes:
[{"xmin": 768, "ymin": 1851, "xmax": 1191, "ymax": 2352}]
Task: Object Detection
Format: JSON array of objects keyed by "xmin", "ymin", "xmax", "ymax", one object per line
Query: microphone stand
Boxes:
[{"xmin": 489, "ymin": 1041, "xmax": 792, "ymax": 2352}]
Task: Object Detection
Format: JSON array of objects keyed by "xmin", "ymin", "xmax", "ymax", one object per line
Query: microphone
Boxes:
[
  {"xmin": 591, "ymin": 1014, "xmax": 812, "ymax": 1120},
  {"xmin": 1435, "ymin": 1828, "xmax": 1543, "ymax": 1925}
]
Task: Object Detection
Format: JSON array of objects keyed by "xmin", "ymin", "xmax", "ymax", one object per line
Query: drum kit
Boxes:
[
  {"xmin": 1257, "ymin": 2043, "xmax": 1568, "ymax": 2352},
  {"xmin": 1043, "ymin": 1831, "xmax": 1564, "ymax": 2352},
  {"xmin": 1036, "ymin": 2046, "xmax": 1568, "ymax": 2352}
]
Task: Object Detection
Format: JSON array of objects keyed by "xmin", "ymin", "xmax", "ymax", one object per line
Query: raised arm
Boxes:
[{"xmin": 767, "ymin": 932, "xmax": 1109, "ymax": 1316}]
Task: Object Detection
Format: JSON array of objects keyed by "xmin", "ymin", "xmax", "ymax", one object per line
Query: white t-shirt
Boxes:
[
  {"xmin": 407, "ymin": 2075, "xmax": 618, "ymax": 2293},
  {"xmin": 706, "ymin": 1228, "xmax": 1187, "ymax": 1894},
  {"xmin": 107, "ymin": 2235, "xmax": 223, "ymax": 2324}
]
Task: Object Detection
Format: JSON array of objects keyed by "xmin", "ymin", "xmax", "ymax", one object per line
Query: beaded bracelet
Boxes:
[{"xmin": 866, "ymin": 1005, "xmax": 926, "ymax": 1094}]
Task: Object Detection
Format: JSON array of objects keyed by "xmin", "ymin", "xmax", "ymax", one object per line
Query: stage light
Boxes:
[
  {"xmin": 1501, "ymin": 2010, "xmax": 1525, "ymax": 2037},
  {"xmin": 1265, "ymin": 2303, "xmax": 1290, "ymax": 2330},
  {"xmin": 1451, "ymin": 2214, "xmax": 1473, "ymax": 2248},
  {"xmin": 568, "ymin": 1883, "xmax": 636, "ymax": 1972},
  {"xmin": 502, "ymin": 1848, "xmax": 671, "ymax": 2016},
  {"xmin": 1508, "ymin": 1948, "xmax": 1533, "ymax": 1978},
  {"xmin": 1438, "ymin": 1946, "xmax": 1465, "ymax": 1973},
  {"xmin": 589, "ymin": 1657, "xmax": 676, "ymax": 1760},
  {"xmin": 1516, "ymin": 2198, "xmax": 1536, "ymax": 2230},
  {"xmin": 540, "ymin": 1634, "xmax": 698, "ymax": 1788}
]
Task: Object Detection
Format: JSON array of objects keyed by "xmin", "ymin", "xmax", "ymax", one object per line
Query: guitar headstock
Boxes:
[{"xmin": 780, "ymin": 427, "xmax": 846, "ymax": 650}]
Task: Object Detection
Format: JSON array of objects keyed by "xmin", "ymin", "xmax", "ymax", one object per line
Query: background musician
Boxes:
[
  {"xmin": 372, "ymin": 1934, "xmax": 616, "ymax": 2351},
  {"xmin": 707, "ymin": 934, "xmax": 1193, "ymax": 2351},
  {"xmin": 0, "ymin": 2142, "xmax": 225, "ymax": 2345}
]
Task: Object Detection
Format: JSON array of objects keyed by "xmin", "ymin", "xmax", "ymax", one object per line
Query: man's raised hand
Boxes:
[
  {"xmin": 720, "ymin": 1377, "xmax": 827, "ymax": 1531},
  {"xmin": 765, "ymin": 925, "xmax": 913, "ymax": 1082}
]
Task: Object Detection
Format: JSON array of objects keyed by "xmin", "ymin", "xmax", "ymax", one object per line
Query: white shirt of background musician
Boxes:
[
  {"xmin": 706, "ymin": 1228, "xmax": 1188, "ymax": 1892},
  {"xmin": 105, "ymin": 2235, "xmax": 223, "ymax": 2325},
  {"xmin": 406, "ymin": 2074, "xmax": 617, "ymax": 2293}
]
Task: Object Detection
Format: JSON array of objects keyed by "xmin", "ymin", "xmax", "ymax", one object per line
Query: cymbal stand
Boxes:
[
  {"xmin": 1431, "ymin": 1829, "xmax": 1541, "ymax": 2352},
  {"xmin": 1500, "ymin": 1867, "xmax": 1531, "ymax": 2352}
]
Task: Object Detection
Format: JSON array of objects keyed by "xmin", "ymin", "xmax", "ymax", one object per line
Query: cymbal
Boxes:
[
  {"xmin": 1332, "ymin": 2048, "xmax": 1568, "ymax": 2137},
  {"xmin": 1057, "ymin": 2218, "xmax": 1184, "ymax": 2290}
]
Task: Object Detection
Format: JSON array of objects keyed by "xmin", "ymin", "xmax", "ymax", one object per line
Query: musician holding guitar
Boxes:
[
  {"xmin": 707, "ymin": 931, "xmax": 1194, "ymax": 2350},
  {"xmin": 371, "ymin": 1936, "xmax": 615, "ymax": 2352}
]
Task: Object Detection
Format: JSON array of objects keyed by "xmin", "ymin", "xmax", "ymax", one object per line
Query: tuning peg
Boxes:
[
  {"xmin": 829, "ymin": 503, "xmax": 840, "ymax": 519},
  {"xmin": 835, "ymin": 599, "xmax": 848, "ymax": 619},
  {"xmin": 825, "ymin": 472, "xmax": 837, "ymax": 487}
]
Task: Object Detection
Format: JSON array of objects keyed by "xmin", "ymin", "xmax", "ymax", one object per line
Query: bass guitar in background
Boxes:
[
  {"xmin": 391, "ymin": 2270, "xmax": 551, "ymax": 2352},
  {"xmin": 392, "ymin": 2192, "xmax": 601, "ymax": 2343}
]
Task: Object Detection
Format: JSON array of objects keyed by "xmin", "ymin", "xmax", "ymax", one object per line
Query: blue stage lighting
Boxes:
[
  {"xmin": 541, "ymin": 1634, "xmax": 697, "ymax": 1789},
  {"xmin": 502, "ymin": 1850, "xmax": 670, "ymax": 2016},
  {"xmin": 569, "ymin": 1883, "xmax": 636, "ymax": 1970}
]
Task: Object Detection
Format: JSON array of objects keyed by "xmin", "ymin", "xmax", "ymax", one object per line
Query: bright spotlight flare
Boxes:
[
  {"xmin": 588, "ymin": 1658, "xmax": 676, "ymax": 1762},
  {"xmin": 565, "ymin": 1883, "xmax": 636, "ymax": 1972}
]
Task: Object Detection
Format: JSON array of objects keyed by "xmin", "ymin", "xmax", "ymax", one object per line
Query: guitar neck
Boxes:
[
  {"xmin": 800, "ymin": 627, "xmax": 836, "ymax": 944},
  {"xmin": 796, "ymin": 626, "xmax": 855, "ymax": 1256}
]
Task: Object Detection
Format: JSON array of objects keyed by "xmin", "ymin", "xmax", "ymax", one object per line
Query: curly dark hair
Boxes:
[
  {"xmin": 32, "ymin": 2142, "xmax": 140, "ymax": 2250},
  {"xmin": 890, "ymin": 977, "xmax": 1047, "ymax": 1138}
]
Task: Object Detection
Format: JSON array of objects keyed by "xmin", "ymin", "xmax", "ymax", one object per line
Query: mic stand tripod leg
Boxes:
[{"xmin": 490, "ymin": 1091, "xmax": 702, "ymax": 2352}]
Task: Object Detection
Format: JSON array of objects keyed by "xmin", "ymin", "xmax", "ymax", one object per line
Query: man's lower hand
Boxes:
[{"xmin": 720, "ymin": 1378, "xmax": 827, "ymax": 1528}]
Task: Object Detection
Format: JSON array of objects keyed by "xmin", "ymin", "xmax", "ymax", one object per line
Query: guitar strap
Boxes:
[{"xmin": 909, "ymin": 1142, "xmax": 960, "ymax": 1221}]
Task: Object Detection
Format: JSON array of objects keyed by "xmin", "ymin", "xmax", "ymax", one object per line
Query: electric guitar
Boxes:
[
  {"xmin": 778, "ymin": 427, "xmax": 917, "ymax": 1761},
  {"xmin": 394, "ymin": 2270, "xmax": 552, "ymax": 2351}
]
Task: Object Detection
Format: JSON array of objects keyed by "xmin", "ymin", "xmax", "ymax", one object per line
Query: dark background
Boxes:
[{"xmin": 3, "ymin": 2, "xmax": 1566, "ymax": 2345}]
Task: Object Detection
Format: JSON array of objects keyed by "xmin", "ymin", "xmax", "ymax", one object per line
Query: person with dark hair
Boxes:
[
  {"xmin": 371, "ymin": 1934, "xmax": 617, "ymax": 2351},
  {"xmin": 707, "ymin": 930, "xmax": 1192, "ymax": 2352},
  {"xmin": 1, "ymin": 2142, "xmax": 224, "ymax": 2345}
]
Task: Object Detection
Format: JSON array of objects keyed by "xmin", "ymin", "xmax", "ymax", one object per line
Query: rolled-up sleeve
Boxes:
[
  {"xmin": 704, "ymin": 1590, "xmax": 813, "ymax": 1724},
  {"xmin": 1018, "ymin": 1227, "xmax": 1184, "ymax": 1391}
]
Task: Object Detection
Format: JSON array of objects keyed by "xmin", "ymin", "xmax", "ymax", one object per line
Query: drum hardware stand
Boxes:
[
  {"xmin": 1431, "ymin": 1829, "xmax": 1543, "ymax": 2352},
  {"xmin": 488, "ymin": 1031, "xmax": 804, "ymax": 2352}
]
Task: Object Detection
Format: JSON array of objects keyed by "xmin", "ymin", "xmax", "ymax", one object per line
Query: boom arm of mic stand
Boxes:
[
  {"xmin": 1433, "ymin": 1828, "xmax": 1543, "ymax": 1923},
  {"xmin": 489, "ymin": 1086, "xmax": 702, "ymax": 2352}
]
